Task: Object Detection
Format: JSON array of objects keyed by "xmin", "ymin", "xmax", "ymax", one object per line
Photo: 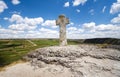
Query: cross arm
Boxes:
[
  {"xmin": 65, "ymin": 18, "xmax": 69, "ymax": 24},
  {"xmin": 56, "ymin": 19, "xmax": 60, "ymax": 26}
]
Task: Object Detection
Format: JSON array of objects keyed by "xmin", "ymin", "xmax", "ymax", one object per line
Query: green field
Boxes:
[
  {"xmin": 1, "ymin": 38, "xmax": 119, "ymax": 67},
  {"xmin": 0, "ymin": 39, "xmax": 79, "ymax": 67}
]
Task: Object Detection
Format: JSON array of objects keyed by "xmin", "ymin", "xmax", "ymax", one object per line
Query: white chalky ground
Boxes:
[{"xmin": 0, "ymin": 45, "xmax": 120, "ymax": 77}]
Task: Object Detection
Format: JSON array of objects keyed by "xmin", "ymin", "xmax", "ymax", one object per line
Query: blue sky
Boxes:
[{"xmin": 0, "ymin": 0, "xmax": 120, "ymax": 39}]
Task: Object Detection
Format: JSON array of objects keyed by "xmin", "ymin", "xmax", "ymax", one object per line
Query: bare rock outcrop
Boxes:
[{"xmin": 26, "ymin": 45, "xmax": 120, "ymax": 77}]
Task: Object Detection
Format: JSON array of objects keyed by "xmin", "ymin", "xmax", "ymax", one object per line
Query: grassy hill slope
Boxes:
[{"xmin": 0, "ymin": 39, "xmax": 79, "ymax": 67}]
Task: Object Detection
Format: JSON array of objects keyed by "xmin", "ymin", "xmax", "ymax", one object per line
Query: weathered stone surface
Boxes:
[
  {"xmin": 56, "ymin": 15, "xmax": 69, "ymax": 46},
  {"xmin": 26, "ymin": 45, "xmax": 120, "ymax": 77}
]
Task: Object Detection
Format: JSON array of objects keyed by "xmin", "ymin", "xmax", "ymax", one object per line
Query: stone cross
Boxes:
[{"xmin": 56, "ymin": 15, "xmax": 69, "ymax": 46}]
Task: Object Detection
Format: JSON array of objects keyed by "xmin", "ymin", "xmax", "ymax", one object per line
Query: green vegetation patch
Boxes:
[{"xmin": 0, "ymin": 39, "xmax": 80, "ymax": 67}]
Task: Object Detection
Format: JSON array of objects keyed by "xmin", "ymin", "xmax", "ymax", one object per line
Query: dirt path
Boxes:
[{"xmin": 26, "ymin": 40, "xmax": 37, "ymax": 46}]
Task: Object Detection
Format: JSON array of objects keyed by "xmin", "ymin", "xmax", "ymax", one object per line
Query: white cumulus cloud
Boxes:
[
  {"xmin": 1, "ymin": 13, "xmax": 120, "ymax": 39},
  {"xmin": 0, "ymin": 1, "xmax": 8, "ymax": 13},
  {"xmin": 110, "ymin": 0, "xmax": 120, "ymax": 14},
  {"xmin": 64, "ymin": 2, "xmax": 70, "ymax": 7},
  {"xmin": 73, "ymin": 0, "xmax": 87, "ymax": 6},
  {"xmin": 9, "ymin": 14, "xmax": 23, "ymax": 23},
  {"xmin": 8, "ymin": 14, "xmax": 44, "ymax": 31},
  {"xmin": 9, "ymin": 14, "xmax": 44, "ymax": 25},
  {"xmin": 0, "ymin": 27, "xmax": 59, "ymax": 39},
  {"xmin": 95, "ymin": 24, "xmax": 119, "ymax": 31},
  {"xmin": 68, "ymin": 27, "xmax": 77, "ymax": 31},
  {"xmin": 81, "ymin": 22, "xmax": 120, "ymax": 38},
  {"xmin": 12, "ymin": 0, "xmax": 20, "ymax": 5},
  {"xmin": 67, "ymin": 26, "xmax": 84, "ymax": 39},
  {"xmin": 9, "ymin": 23, "xmax": 37, "ymax": 31},
  {"xmin": 83, "ymin": 22, "xmax": 95, "ymax": 30},
  {"xmin": 1, "ymin": 21, "xmax": 120, "ymax": 39},
  {"xmin": 111, "ymin": 14, "xmax": 120, "ymax": 23},
  {"xmin": 42, "ymin": 20, "xmax": 57, "ymax": 28},
  {"xmin": 24, "ymin": 17, "xmax": 44, "ymax": 26},
  {"xmin": 40, "ymin": 28, "xmax": 58, "ymax": 34},
  {"xmin": 82, "ymin": 22, "xmax": 120, "ymax": 32}
]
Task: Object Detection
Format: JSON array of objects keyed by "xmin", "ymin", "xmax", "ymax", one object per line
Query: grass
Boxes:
[
  {"xmin": 0, "ymin": 38, "xmax": 119, "ymax": 69},
  {"xmin": 0, "ymin": 39, "xmax": 80, "ymax": 67}
]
